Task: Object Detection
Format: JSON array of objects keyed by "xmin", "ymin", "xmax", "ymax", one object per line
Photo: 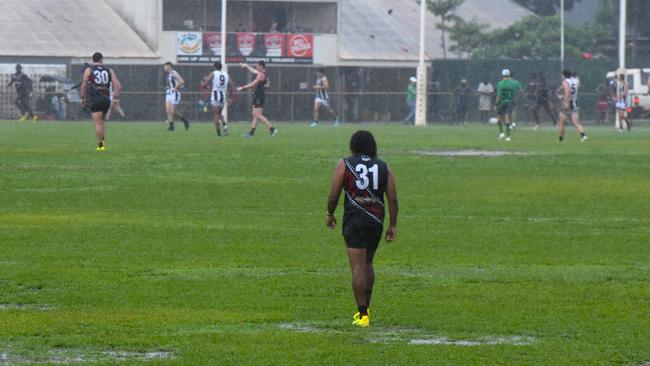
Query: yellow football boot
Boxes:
[
  {"xmin": 19, "ymin": 113, "xmax": 28, "ymax": 122},
  {"xmin": 352, "ymin": 315, "xmax": 369, "ymax": 328},
  {"xmin": 353, "ymin": 308, "xmax": 371, "ymax": 321}
]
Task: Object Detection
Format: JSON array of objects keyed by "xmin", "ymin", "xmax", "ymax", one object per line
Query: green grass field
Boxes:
[{"xmin": 0, "ymin": 120, "xmax": 649, "ymax": 365}]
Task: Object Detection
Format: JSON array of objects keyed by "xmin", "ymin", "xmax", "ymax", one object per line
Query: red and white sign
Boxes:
[
  {"xmin": 286, "ymin": 34, "xmax": 313, "ymax": 58},
  {"xmin": 204, "ymin": 32, "xmax": 222, "ymax": 56},
  {"xmin": 264, "ymin": 33, "xmax": 285, "ymax": 57},
  {"xmin": 237, "ymin": 33, "xmax": 256, "ymax": 56}
]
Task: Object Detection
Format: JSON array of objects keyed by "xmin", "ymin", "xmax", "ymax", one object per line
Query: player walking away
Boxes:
[
  {"xmin": 237, "ymin": 61, "xmax": 277, "ymax": 137},
  {"xmin": 615, "ymin": 73, "xmax": 631, "ymax": 131},
  {"xmin": 80, "ymin": 52, "xmax": 121, "ymax": 151},
  {"xmin": 201, "ymin": 61, "xmax": 233, "ymax": 138},
  {"xmin": 531, "ymin": 72, "xmax": 557, "ymax": 130},
  {"xmin": 326, "ymin": 130, "xmax": 398, "ymax": 328},
  {"xmin": 310, "ymin": 68, "xmax": 340, "ymax": 127},
  {"xmin": 558, "ymin": 70, "xmax": 587, "ymax": 143},
  {"xmin": 7, "ymin": 64, "xmax": 36, "ymax": 122},
  {"xmin": 163, "ymin": 62, "xmax": 190, "ymax": 131},
  {"xmin": 496, "ymin": 69, "xmax": 521, "ymax": 142}
]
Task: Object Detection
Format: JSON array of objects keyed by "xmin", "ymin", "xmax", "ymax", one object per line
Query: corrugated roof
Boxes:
[
  {"xmin": 0, "ymin": 0, "xmax": 157, "ymax": 59},
  {"xmin": 340, "ymin": 0, "xmax": 534, "ymax": 61}
]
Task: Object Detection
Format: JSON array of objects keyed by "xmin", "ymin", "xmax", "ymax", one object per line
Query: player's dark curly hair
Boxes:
[{"xmin": 349, "ymin": 130, "xmax": 377, "ymax": 157}]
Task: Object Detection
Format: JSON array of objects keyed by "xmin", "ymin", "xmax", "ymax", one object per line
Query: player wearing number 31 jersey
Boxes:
[
  {"xmin": 327, "ymin": 130, "xmax": 399, "ymax": 328},
  {"xmin": 201, "ymin": 62, "xmax": 233, "ymax": 138},
  {"xmin": 80, "ymin": 52, "xmax": 121, "ymax": 151}
]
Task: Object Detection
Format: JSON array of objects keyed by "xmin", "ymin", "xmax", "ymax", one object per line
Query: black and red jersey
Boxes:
[
  {"xmin": 87, "ymin": 64, "xmax": 112, "ymax": 101},
  {"xmin": 342, "ymin": 155, "xmax": 388, "ymax": 225}
]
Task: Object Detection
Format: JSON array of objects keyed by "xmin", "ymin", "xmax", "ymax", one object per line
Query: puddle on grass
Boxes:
[
  {"xmin": 0, "ymin": 349, "xmax": 173, "ymax": 364},
  {"xmin": 413, "ymin": 149, "xmax": 530, "ymax": 157},
  {"xmin": 0, "ymin": 303, "xmax": 54, "ymax": 311},
  {"xmin": 277, "ymin": 322, "xmax": 536, "ymax": 346}
]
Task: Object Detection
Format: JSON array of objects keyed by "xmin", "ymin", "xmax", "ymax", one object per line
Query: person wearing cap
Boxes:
[
  {"xmin": 453, "ymin": 79, "xmax": 471, "ymax": 125},
  {"xmin": 496, "ymin": 69, "xmax": 521, "ymax": 141},
  {"xmin": 403, "ymin": 76, "xmax": 417, "ymax": 124},
  {"xmin": 6, "ymin": 64, "xmax": 36, "ymax": 122}
]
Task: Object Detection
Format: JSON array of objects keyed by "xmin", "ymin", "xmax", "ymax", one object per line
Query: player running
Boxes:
[
  {"xmin": 237, "ymin": 61, "xmax": 277, "ymax": 137},
  {"xmin": 163, "ymin": 62, "xmax": 190, "ymax": 131},
  {"xmin": 201, "ymin": 61, "xmax": 233, "ymax": 138},
  {"xmin": 558, "ymin": 70, "xmax": 587, "ymax": 143},
  {"xmin": 310, "ymin": 68, "xmax": 340, "ymax": 127},
  {"xmin": 80, "ymin": 52, "xmax": 121, "ymax": 151},
  {"xmin": 326, "ymin": 130, "xmax": 399, "ymax": 328},
  {"xmin": 7, "ymin": 64, "xmax": 36, "ymax": 122},
  {"xmin": 615, "ymin": 73, "xmax": 631, "ymax": 131},
  {"xmin": 496, "ymin": 69, "xmax": 521, "ymax": 141}
]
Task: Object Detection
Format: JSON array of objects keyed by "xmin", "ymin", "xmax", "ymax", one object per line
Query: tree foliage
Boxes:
[
  {"xmin": 512, "ymin": 0, "xmax": 579, "ymax": 16},
  {"xmin": 418, "ymin": 0, "xmax": 465, "ymax": 59},
  {"xmin": 447, "ymin": 15, "xmax": 607, "ymax": 60}
]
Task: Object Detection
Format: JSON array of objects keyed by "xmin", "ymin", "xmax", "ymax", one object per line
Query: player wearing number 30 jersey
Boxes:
[
  {"xmin": 80, "ymin": 52, "xmax": 121, "ymax": 151},
  {"xmin": 327, "ymin": 130, "xmax": 399, "ymax": 328},
  {"xmin": 201, "ymin": 62, "xmax": 233, "ymax": 138}
]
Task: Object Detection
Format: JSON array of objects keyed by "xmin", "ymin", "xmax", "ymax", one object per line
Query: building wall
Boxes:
[{"xmin": 104, "ymin": 0, "xmax": 162, "ymax": 51}]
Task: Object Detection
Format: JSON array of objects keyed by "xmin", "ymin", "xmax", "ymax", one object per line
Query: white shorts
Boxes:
[
  {"xmin": 315, "ymin": 97, "xmax": 330, "ymax": 108},
  {"xmin": 616, "ymin": 100, "xmax": 627, "ymax": 110},
  {"xmin": 211, "ymin": 90, "xmax": 227, "ymax": 108},
  {"xmin": 166, "ymin": 90, "xmax": 181, "ymax": 105}
]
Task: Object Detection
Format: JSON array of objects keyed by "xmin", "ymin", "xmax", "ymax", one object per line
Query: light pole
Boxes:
[
  {"xmin": 560, "ymin": 0, "xmax": 564, "ymax": 70},
  {"xmin": 221, "ymin": 0, "xmax": 228, "ymax": 122},
  {"xmin": 415, "ymin": 0, "xmax": 428, "ymax": 126},
  {"xmin": 616, "ymin": 0, "xmax": 627, "ymax": 129}
]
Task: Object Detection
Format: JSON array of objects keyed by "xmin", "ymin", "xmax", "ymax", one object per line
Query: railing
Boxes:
[{"xmin": 0, "ymin": 90, "xmax": 640, "ymax": 125}]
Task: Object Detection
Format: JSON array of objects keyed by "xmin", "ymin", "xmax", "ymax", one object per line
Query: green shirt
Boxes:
[
  {"xmin": 406, "ymin": 83, "xmax": 416, "ymax": 103},
  {"xmin": 497, "ymin": 78, "xmax": 521, "ymax": 105}
]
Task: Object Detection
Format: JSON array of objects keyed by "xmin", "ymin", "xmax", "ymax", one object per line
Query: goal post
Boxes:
[{"xmin": 415, "ymin": 65, "xmax": 427, "ymax": 126}]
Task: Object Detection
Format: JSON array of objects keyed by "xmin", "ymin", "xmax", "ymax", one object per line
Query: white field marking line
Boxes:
[
  {"xmin": 0, "ymin": 349, "xmax": 174, "ymax": 364},
  {"xmin": 411, "ymin": 149, "xmax": 531, "ymax": 157},
  {"xmin": 277, "ymin": 323, "xmax": 536, "ymax": 346},
  {"xmin": 0, "ymin": 304, "xmax": 54, "ymax": 311},
  {"xmin": 408, "ymin": 336, "xmax": 535, "ymax": 346}
]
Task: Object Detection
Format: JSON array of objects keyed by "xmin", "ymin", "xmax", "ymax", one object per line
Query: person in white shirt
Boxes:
[
  {"xmin": 201, "ymin": 61, "xmax": 233, "ymax": 138},
  {"xmin": 477, "ymin": 78, "xmax": 494, "ymax": 123}
]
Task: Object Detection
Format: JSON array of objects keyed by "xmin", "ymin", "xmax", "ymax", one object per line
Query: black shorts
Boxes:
[
  {"xmin": 89, "ymin": 98, "xmax": 111, "ymax": 114},
  {"xmin": 253, "ymin": 95, "xmax": 265, "ymax": 108},
  {"xmin": 343, "ymin": 219, "xmax": 383, "ymax": 251},
  {"xmin": 497, "ymin": 102, "xmax": 513, "ymax": 116}
]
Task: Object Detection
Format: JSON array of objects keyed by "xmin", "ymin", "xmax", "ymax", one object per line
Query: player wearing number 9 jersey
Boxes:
[
  {"xmin": 80, "ymin": 52, "xmax": 121, "ymax": 151},
  {"xmin": 327, "ymin": 130, "xmax": 399, "ymax": 328},
  {"xmin": 201, "ymin": 62, "xmax": 232, "ymax": 138}
]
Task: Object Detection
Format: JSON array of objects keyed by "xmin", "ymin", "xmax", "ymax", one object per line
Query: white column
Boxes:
[
  {"xmin": 616, "ymin": 0, "xmax": 627, "ymax": 129},
  {"xmin": 222, "ymin": 0, "xmax": 229, "ymax": 122},
  {"xmin": 560, "ymin": 0, "xmax": 564, "ymax": 71},
  {"xmin": 415, "ymin": 0, "xmax": 427, "ymax": 126}
]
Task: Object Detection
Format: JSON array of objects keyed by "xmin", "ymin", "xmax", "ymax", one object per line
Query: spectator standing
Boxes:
[
  {"xmin": 403, "ymin": 76, "xmax": 416, "ymax": 124},
  {"xmin": 477, "ymin": 78, "xmax": 494, "ymax": 123},
  {"xmin": 454, "ymin": 79, "xmax": 470, "ymax": 124}
]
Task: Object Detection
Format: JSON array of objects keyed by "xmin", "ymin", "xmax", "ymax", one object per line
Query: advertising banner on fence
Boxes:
[
  {"xmin": 176, "ymin": 32, "xmax": 203, "ymax": 56},
  {"xmin": 177, "ymin": 32, "xmax": 313, "ymax": 64}
]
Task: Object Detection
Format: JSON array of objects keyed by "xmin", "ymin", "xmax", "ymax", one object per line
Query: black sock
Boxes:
[
  {"xmin": 223, "ymin": 121, "xmax": 228, "ymax": 126},
  {"xmin": 270, "ymin": 126, "xmax": 275, "ymax": 132},
  {"xmin": 559, "ymin": 136, "xmax": 564, "ymax": 142},
  {"xmin": 358, "ymin": 305, "xmax": 368, "ymax": 316},
  {"xmin": 250, "ymin": 127, "xmax": 256, "ymax": 135},
  {"xmin": 580, "ymin": 132, "xmax": 585, "ymax": 138},
  {"xmin": 98, "ymin": 141, "xmax": 104, "ymax": 148},
  {"xmin": 217, "ymin": 129, "xmax": 221, "ymax": 136}
]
